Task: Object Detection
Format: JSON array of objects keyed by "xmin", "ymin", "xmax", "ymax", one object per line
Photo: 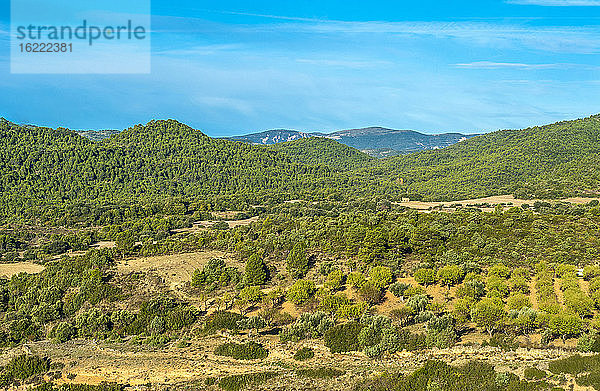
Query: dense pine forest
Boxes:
[{"xmin": 1, "ymin": 115, "xmax": 600, "ymax": 390}]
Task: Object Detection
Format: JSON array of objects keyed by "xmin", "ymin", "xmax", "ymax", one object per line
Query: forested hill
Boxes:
[
  {"xmin": 1, "ymin": 115, "xmax": 600, "ymax": 224},
  {"xmin": 268, "ymin": 137, "xmax": 376, "ymax": 170},
  {"xmin": 378, "ymin": 114, "xmax": 600, "ymax": 201},
  {"xmin": 0, "ymin": 119, "xmax": 391, "ymax": 224}
]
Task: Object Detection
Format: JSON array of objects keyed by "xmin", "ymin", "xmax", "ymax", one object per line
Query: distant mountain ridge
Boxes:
[{"xmin": 227, "ymin": 127, "xmax": 476, "ymax": 157}]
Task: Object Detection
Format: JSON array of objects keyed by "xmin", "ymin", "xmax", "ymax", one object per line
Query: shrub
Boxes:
[
  {"xmin": 583, "ymin": 265, "xmax": 600, "ymax": 281},
  {"xmin": 390, "ymin": 306, "xmax": 415, "ymax": 326},
  {"xmin": 524, "ymin": 367, "xmax": 547, "ymax": 380},
  {"xmin": 3, "ymin": 354, "xmax": 49, "ymax": 382},
  {"xmin": 404, "ymin": 285, "xmax": 426, "ymax": 297},
  {"xmin": 244, "ymin": 254, "xmax": 268, "ymax": 286},
  {"xmin": 218, "ymin": 372, "xmax": 278, "ymax": 391},
  {"xmin": 577, "ymin": 330, "xmax": 600, "ymax": 352},
  {"xmin": 214, "ymin": 341, "xmax": 269, "ymax": 360},
  {"xmin": 49, "ymin": 322, "xmax": 76, "ymax": 343},
  {"xmin": 239, "ymin": 286, "xmax": 263, "ymax": 306},
  {"xmin": 75, "ymin": 309, "xmax": 111, "ymax": 339},
  {"xmin": 547, "ymin": 313, "xmax": 584, "ymax": 341},
  {"xmin": 286, "ymin": 243, "xmax": 309, "ymax": 278},
  {"xmin": 389, "ymin": 282, "xmax": 411, "ymax": 299},
  {"xmin": 286, "ymin": 280, "xmax": 316, "ymax": 305},
  {"xmin": 191, "ymin": 258, "xmax": 240, "ymax": 289},
  {"xmin": 486, "ymin": 276, "xmax": 509, "ymax": 298},
  {"xmin": 436, "ymin": 265, "xmax": 463, "ymax": 287},
  {"xmin": 407, "ymin": 294, "xmax": 430, "ymax": 314},
  {"xmin": 488, "ymin": 264, "xmax": 511, "ymax": 279},
  {"xmin": 369, "ymin": 266, "xmax": 393, "ymax": 289},
  {"xmin": 413, "ymin": 269, "xmax": 436, "ymax": 286},
  {"xmin": 549, "ymin": 354, "xmax": 600, "ymax": 376},
  {"xmin": 319, "ymin": 293, "xmax": 351, "ymax": 315},
  {"xmin": 336, "ymin": 301, "xmax": 368, "ymax": 320},
  {"xmin": 358, "ymin": 281, "xmax": 384, "ymax": 305},
  {"xmin": 507, "ymin": 293, "xmax": 532, "ymax": 311},
  {"xmin": 324, "ymin": 270, "xmax": 345, "ymax": 292},
  {"xmin": 324, "ymin": 322, "xmax": 363, "ymax": 353},
  {"xmin": 482, "ymin": 334, "xmax": 518, "ymax": 350},
  {"xmin": 347, "ymin": 271, "xmax": 366, "ymax": 289},
  {"xmin": 471, "ymin": 298, "xmax": 507, "ymax": 336},
  {"xmin": 279, "ymin": 311, "xmax": 334, "ymax": 342},
  {"xmin": 564, "ymin": 290, "xmax": 594, "ymax": 319},
  {"xmin": 293, "ymin": 347, "xmax": 314, "ymax": 361},
  {"xmin": 236, "ymin": 316, "xmax": 267, "ymax": 331},
  {"xmin": 204, "ymin": 311, "xmax": 244, "ymax": 334}
]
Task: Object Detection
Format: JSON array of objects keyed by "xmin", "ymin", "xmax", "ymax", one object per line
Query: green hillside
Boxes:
[
  {"xmin": 269, "ymin": 137, "xmax": 375, "ymax": 170},
  {"xmin": 2, "ymin": 114, "xmax": 600, "ymax": 224},
  {"xmin": 0, "ymin": 119, "xmax": 389, "ymax": 224},
  {"xmin": 380, "ymin": 115, "xmax": 600, "ymax": 201}
]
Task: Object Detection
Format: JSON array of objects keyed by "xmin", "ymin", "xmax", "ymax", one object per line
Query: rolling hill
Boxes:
[
  {"xmin": 380, "ymin": 114, "xmax": 600, "ymax": 201},
  {"xmin": 0, "ymin": 119, "xmax": 388, "ymax": 224},
  {"xmin": 1, "ymin": 114, "xmax": 600, "ymax": 224},
  {"xmin": 227, "ymin": 127, "xmax": 475, "ymax": 157}
]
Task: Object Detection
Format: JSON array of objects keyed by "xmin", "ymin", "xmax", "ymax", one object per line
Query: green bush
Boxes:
[
  {"xmin": 358, "ymin": 281, "xmax": 384, "ymax": 305},
  {"xmin": 214, "ymin": 341, "xmax": 269, "ymax": 360},
  {"xmin": 218, "ymin": 372, "xmax": 278, "ymax": 391},
  {"xmin": 369, "ymin": 266, "xmax": 393, "ymax": 289},
  {"xmin": 549, "ymin": 354, "xmax": 600, "ymax": 376},
  {"xmin": 286, "ymin": 280, "xmax": 316, "ymax": 305},
  {"xmin": 578, "ymin": 331, "xmax": 600, "ymax": 352},
  {"xmin": 293, "ymin": 347, "xmax": 315, "ymax": 361},
  {"xmin": 324, "ymin": 322, "xmax": 363, "ymax": 353},
  {"xmin": 49, "ymin": 322, "xmax": 76, "ymax": 343},
  {"xmin": 3, "ymin": 354, "xmax": 49, "ymax": 382},
  {"xmin": 204, "ymin": 311, "xmax": 244, "ymax": 334},
  {"xmin": 523, "ymin": 367, "xmax": 547, "ymax": 380},
  {"xmin": 413, "ymin": 269, "xmax": 436, "ymax": 286},
  {"xmin": 279, "ymin": 311, "xmax": 334, "ymax": 342}
]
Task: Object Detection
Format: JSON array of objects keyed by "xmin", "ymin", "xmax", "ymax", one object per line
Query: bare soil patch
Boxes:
[{"xmin": 117, "ymin": 251, "xmax": 239, "ymax": 293}]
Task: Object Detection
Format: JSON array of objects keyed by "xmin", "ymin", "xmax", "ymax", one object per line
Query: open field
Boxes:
[
  {"xmin": 0, "ymin": 262, "xmax": 45, "ymax": 278},
  {"xmin": 172, "ymin": 216, "xmax": 260, "ymax": 233},
  {"xmin": 397, "ymin": 194, "xmax": 600, "ymax": 212},
  {"xmin": 0, "ymin": 338, "xmax": 580, "ymax": 389},
  {"xmin": 117, "ymin": 251, "xmax": 241, "ymax": 295}
]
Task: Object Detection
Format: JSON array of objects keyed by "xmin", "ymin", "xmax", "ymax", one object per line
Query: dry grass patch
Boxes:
[{"xmin": 0, "ymin": 262, "xmax": 45, "ymax": 278}]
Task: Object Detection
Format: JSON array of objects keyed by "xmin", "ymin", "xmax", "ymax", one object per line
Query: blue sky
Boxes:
[{"xmin": 0, "ymin": 0, "xmax": 599, "ymax": 136}]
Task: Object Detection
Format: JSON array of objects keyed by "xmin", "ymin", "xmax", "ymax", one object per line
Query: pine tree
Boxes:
[
  {"xmin": 245, "ymin": 254, "xmax": 267, "ymax": 285},
  {"xmin": 286, "ymin": 243, "xmax": 309, "ymax": 278}
]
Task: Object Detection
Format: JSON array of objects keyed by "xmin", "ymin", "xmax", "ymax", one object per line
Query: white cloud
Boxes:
[{"xmin": 453, "ymin": 61, "xmax": 595, "ymax": 69}]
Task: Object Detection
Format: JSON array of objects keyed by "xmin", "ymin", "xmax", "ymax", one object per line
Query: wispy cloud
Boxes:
[
  {"xmin": 272, "ymin": 20, "xmax": 600, "ymax": 54},
  {"xmin": 507, "ymin": 0, "xmax": 600, "ymax": 5},
  {"xmin": 454, "ymin": 61, "xmax": 597, "ymax": 69}
]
